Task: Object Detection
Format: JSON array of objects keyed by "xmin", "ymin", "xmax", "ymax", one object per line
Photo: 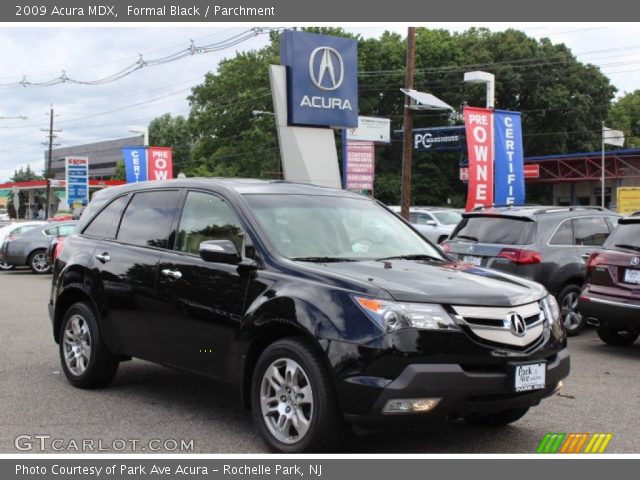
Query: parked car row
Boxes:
[
  {"xmin": 388, "ymin": 206, "xmax": 462, "ymax": 244},
  {"xmin": 0, "ymin": 221, "xmax": 77, "ymax": 273}
]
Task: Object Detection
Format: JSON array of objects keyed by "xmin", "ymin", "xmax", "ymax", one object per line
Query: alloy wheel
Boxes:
[
  {"xmin": 62, "ymin": 314, "xmax": 92, "ymax": 376},
  {"xmin": 31, "ymin": 252, "xmax": 50, "ymax": 273},
  {"xmin": 561, "ymin": 291, "xmax": 582, "ymax": 331}
]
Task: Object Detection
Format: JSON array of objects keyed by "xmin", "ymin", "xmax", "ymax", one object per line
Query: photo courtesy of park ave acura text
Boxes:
[{"xmin": 1, "ymin": 13, "xmax": 640, "ymax": 456}]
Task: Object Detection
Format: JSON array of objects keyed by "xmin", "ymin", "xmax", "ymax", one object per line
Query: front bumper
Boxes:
[
  {"xmin": 579, "ymin": 293, "xmax": 640, "ymax": 330},
  {"xmin": 341, "ymin": 348, "xmax": 569, "ymax": 423}
]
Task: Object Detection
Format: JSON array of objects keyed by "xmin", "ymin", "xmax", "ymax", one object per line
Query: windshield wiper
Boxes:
[
  {"xmin": 290, "ymin": 256, "xmax": 358, "ymax": 262},
  {"xmin": 455, "ymin": 235, "xmax": 479, "ymax": 242},
  {"xmin": 376, "ymin": 254, "xmax": 443, "ymax": 262},
  {"xmin": 614, "ymin": 244, "xmax": 640, "ymax": 253}
]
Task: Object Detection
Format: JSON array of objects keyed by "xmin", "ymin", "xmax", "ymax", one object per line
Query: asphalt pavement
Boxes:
[{"xmin": 1, "ymin": 269, "xmax": 638, "ymax": 453}]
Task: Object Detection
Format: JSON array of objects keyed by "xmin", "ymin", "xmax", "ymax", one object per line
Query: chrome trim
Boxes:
[{"xmin": 585, "ymin": 296, "xmax": 640, "ymax": 310}]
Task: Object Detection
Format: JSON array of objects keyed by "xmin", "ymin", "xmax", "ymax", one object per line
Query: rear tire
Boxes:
[
  {"xmin": 59, "ymin": 301, "xmax": 119, "ymax": 389},
  {"xmin": 28, "ymin": 249, "xmax": 51, "ymax": 274},
  {"xmin": 251, "ymin": 337, "xmax": 346, "ymax": 453},
  {"xmin": 558, "ymin": 284, "xmax": 584, "ymax": 336},
  {"xmin": 465, "ymin": 407, "xmax": 530, "ymax": 426},
  {"xmin": 596, "ymin": 326, "xmax": 639, "ymax": 346}
]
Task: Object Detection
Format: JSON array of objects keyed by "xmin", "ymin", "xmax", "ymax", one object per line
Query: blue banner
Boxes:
[
  {"xmin": 122, "ymin": 147, "xmax": 148, "ymax": 183},
  {"xmin": 494, "ymin": 110, "xmax": 525, "ymax": 205},
  {"xmin": 280, "ymin": 30, "xmax": 358, "ymax": 128}
]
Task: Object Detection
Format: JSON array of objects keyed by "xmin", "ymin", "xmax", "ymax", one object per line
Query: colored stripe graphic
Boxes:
[{"xmin": 538, "ymin": 433, "xmax": 613, "ymax": 453}]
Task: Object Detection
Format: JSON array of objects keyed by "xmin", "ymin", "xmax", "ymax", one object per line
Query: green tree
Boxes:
[
  {"xmin": 148, "ymin": 113, "xmax": 193, "ymax": 175},
  {"xmin": 112, "ymin": 159, "xmax": 125, "ymax": 181},
  {"xmin": 6, "ymin": 165, "xmax": 44, "ymax": 218},
  {"xmin": 609, "ymin": 90, "xmax": 640, "ymax": 148}
]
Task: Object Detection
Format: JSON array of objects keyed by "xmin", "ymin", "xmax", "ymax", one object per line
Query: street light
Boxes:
[
  {"xmin": 128, "ymin": 125, "xmax": 149, "ymax": 146},
  {"xmin": 463, "ymin": 71, "xmax": 495, "ymax": 109},
  {"xmin": 0, "ymin": 115, "xmax": 28, "ymax": 120}
]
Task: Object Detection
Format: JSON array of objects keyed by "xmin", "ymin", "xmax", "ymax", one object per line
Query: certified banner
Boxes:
[
  {"xmin": 147, "ymin": 147, "xmax": 173, "ymax": 181},
  {"xmin": 65, "ymin": 156, "xmax": 89, "ymax": 209},
  {"xmin": 463, "ymin": 107, "xmax": 494, "ymax": 211},
  {"xmin": 494, "ymin": 110, "xmax": 525, "ymax": 206},
  {"xmin": 122, "ymin": 147, "xmax": 148, "ymax": 183}
]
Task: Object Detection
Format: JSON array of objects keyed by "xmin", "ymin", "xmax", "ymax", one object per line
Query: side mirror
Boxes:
[
  {"xmin": 425, "ymin": 220, "xmax": 437, "ymax": 227},
  {"xmin": 199, "ymin": 240, "xmax": 241, "ymax": 264}
]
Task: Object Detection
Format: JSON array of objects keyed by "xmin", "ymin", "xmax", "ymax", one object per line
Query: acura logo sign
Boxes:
[
  {"xmin": 506, "ymin": 312, "xmax": 527, "ymax": 337},
  {"xmin": 632, "ymin": 256, "xmax": 640, "ymax": 266},
  {"xmin": 309, "ymin": 47, "xmax": 344, "ymax": 91}
]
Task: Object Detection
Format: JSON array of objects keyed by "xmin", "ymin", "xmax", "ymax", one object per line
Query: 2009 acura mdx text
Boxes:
[{"xmin": 49, "ymin": 179, "xmax": 570, "ymax": 452}]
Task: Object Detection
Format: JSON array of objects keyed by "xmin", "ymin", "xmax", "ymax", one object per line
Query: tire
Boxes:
[
  {"xmin": 558, "ymin": 284, "xmax": 585, "ymax": 336},
  {"xmin": 0, "ymin": 260, "xmax": 14, "ymax": 271},
  {"xmin": 59, "ymin": 301, "xmax": 119, "ymax": 389},
  {"xmin": 251, "ymin": 337, "xmax": 346, "ymax": 453},
  {"xmin": 465, "ymin": 407, "xmax": 530, "ymax": 427},
  {"xmin": 28, "ymin": 249, "xmax": 51, "ymax": 274},
  {"xmin": 596, "ymin": 326, "xmax": 639, "ymax": 346}
]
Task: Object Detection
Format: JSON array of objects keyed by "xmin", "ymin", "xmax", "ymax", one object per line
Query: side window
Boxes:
[
  {"xmin": 84, "ymin": 195, "xmax": 129, "ymax": 239},
  {"xmin": 117, "ymin": 190, "xmax": 181, "ymax": 248},
  {"xmin": 573, "ymin": 217, "xmax": 610, "ymax": 246},
  {"xmin": 44, "ymin": 226, "xmax": 59, "ymax": 236},
  {"xmin": 176, "ymin": 191, "xmax": 244, "ymax": 255},
  {"xmin": 605, "ymin": 216, "xmax": 619, "ymax": 231},
  {"xmin": 408, "ymin": 212, "xmax": 417, "ymax": 223},
  {"xmin": 57, "ymin": 224, "xmax": 77, "ymax": 236},
  {"xmin": 549, "ymin": 220, "xmax": 573, "ymax": 245}
]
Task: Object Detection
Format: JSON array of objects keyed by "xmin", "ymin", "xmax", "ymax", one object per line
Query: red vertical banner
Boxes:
[
  {"xmin": 147, "ymin": 147, "xmax": 173, "ymax": 181},
  {"xmin": 464, "ymin": 107, "xmax": 494, "ymax": 212}
]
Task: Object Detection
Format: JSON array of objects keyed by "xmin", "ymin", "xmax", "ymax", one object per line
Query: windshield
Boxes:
[
  {"xmin": 243, "ymin": 194, "xmax": 444, "ymax": 261},
  {"xmin": 432, "ymin": 211, "xmax": 462, "ymax": 225}
]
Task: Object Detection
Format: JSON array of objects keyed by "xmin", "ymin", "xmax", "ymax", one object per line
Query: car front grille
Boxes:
[{"xmin": 452, "ymin": 302, "xmax": 545, "ymax": 348}]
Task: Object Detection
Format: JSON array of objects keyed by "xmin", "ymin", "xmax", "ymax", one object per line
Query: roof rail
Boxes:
[
  {"xmin": 532, "ymin": 206, "xmax": 608, "ymax": 215},
  {"xmin": 471, "ymin": 204, "xmax": 540, "ymax": 211}
]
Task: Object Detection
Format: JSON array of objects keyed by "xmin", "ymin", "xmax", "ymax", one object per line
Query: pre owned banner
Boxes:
[
  {"xmin": 464, "ymin": 107, "xmax": 494, "ymax": 211},
  {"xmin": 148, "ymin": 147, "xmax": 174, "ymax": 181},
  {"xmin": 494, "ymin": 110, "xmax": 525, "ymax": 206},
  {"xmin": 122, "ymin": 147, "xmax": 148, "ymax": 183}
]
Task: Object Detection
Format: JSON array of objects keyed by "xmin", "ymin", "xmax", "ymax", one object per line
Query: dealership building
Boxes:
[{"xmin": 43, "ymin": 135, "xmax": 144, "ymax": 180}]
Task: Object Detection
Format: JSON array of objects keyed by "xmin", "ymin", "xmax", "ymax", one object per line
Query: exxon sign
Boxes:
[{"xmin": 280, "ymin": 30, "xmax": 358, "ymax": 128}]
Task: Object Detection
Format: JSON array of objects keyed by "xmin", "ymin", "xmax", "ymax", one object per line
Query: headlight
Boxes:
[
  {"xmin": 354, "ymin": 296, "xmax": 459, "ymax": 332},
  {"xmin": 541, "ymin": 295, "xmax": 561, "ymax": 327}
]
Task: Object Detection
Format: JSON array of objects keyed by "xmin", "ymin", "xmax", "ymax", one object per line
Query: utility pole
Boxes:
[
  {"xmin": 42, "ymin": 105, "xmax": 61, "ymax": 219},
  {"xmin": 400, "ymin": 27, "xmax": 416, "ymax": 221}
]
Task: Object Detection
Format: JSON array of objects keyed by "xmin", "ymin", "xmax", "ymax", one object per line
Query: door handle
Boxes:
[
  {"xmin": 161, "ymin": 269, "xmax": 182, "ymax": 280},
  {"xmin": 95, "ymin": 253, "xmax": 110, "ymax": 263}
]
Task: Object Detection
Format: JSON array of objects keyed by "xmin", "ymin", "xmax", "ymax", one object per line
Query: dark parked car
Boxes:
[
  {"xmin": 578, "ymin": 216, "xmax": 640, "ymax": 346},
  {"xmin": 49, "ymin": 179, "xmax": 569, "ymax": 452},
  {"xmin": 3, "ymin": 221, "xmax": 76, "ymax": 274},
  {"xmin": 442, "ymin": 206, "xmax": 620, "ymax": 336}
]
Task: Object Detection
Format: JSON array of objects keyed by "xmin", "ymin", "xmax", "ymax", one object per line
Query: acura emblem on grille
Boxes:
[
  {"xmin": 631, "ymin": 256, "xmax": 639, "ymax": 266},
  {"xmin": 507, "ymin": 312, "xmax": 527, "ymax": 337}
]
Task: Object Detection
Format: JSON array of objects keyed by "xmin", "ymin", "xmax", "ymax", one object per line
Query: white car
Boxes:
[
  {"xmin": 389, "ymin": 206, "xmax": 462, "ymax": 244},
  {"xmin": 0, "ymin": 221, "xmax": 47, "ymax": 270},
  {"xmin": 0, "ymin": 208, "xmax": 10, "ymax": 223}
]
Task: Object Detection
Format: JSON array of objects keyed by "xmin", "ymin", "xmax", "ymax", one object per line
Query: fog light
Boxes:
[{"xmin": 383, "ymin": 398, "xmax": 441, "ymax": 414}]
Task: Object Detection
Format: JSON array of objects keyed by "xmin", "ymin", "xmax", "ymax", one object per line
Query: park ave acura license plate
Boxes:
[
  {"xmin": 514, "ymin": 362, "xmax": 546, "ymax": 392},
  {"xmin": 463, "ymin": 255, "xmax": 482, "ymax": 266}
]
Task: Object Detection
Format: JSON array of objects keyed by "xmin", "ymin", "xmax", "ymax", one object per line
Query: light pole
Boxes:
[
  {"xmin": 463, "ymin": 71, "xmax": 495, "ymax": 109},
  {"xmin": 128, "ymin": 125, "xmax": 149, "ymax": 146}
]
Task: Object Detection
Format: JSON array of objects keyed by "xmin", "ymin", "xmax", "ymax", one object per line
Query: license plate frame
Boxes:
[
  {"xmin": 462, "ymin": 255, "xmax": 482, "ymax": 266},
  {"xmin": 624, "ymin": 269, "xmax": 640, "ymax": 284},
  {"xmin": 510, "ymin": 362, "xmax": 547, "ymax": 393}
]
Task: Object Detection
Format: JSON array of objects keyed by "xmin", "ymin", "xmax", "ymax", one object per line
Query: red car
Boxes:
[{"xmin": 579, "ymin": 216, "xmax": 640, "ymax": 346}]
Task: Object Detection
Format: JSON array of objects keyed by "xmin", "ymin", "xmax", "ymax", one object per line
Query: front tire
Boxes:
[
  {"xmin": 251, "ymin": 337, "xmax": 346, "ymax": 453},
  {"xmin": 558, "ymin": 284, "xmax": 584, "ymax": 336},
  {"xmin": 465, "ymin": 407, "xmax": 530, "ymax": 426},
  {"xmin": 59, "ymin": 301, "xmax": 119, "ymax": 389},
  {"xmin": 0, "ymin": 260, "xmax": 14, "ymax": 271},
  {"xmin": 596, "ymin": 326, "xmax": 639, "ymax": 346},
  {"xmin": 28, "ymin": 249, "xmax": 51, "ymax": 274}
]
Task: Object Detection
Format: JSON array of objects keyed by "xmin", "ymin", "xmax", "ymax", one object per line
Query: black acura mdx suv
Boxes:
[{"xmin": 49, "ymin": 179, "xmax": 569, "ymax": 452}]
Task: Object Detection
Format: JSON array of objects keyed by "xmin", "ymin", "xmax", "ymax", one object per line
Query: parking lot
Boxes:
[{"xmin": 1, "ymin": 269, "xmax": 638, "ymax": 454}]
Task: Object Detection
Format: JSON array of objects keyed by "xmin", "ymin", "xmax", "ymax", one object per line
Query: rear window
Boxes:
[
  {"xmin": 451, "ymin": 216, "xmax": 536, "ymax": 245},
  {"xmin": 604, "ymin": 222, "xmax": 640, "ymax": 250}
]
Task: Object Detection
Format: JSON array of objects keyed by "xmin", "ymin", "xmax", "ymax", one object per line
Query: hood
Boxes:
[{"xmin": 305, "ymin": 259, "xmax": 546, "ymax": 306}]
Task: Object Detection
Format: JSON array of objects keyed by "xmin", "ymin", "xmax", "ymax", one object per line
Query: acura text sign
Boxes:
[{"xmin": 280, "ymin": 30, "xmax": 358, "ymax": 128}]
